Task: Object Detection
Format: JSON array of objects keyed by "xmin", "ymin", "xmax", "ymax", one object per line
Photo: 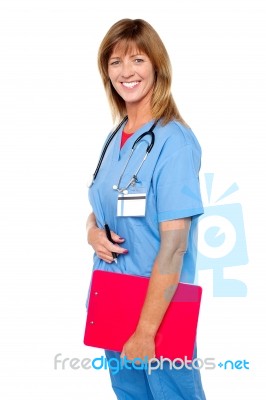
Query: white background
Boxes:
[{"xmin": 0, "ymin": 0, "xmax": 265, "ymax": 398}]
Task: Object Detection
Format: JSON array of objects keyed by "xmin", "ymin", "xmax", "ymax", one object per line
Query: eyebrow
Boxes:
[{"xmin": 109, "ymin": 53, "xmax": 144, "ymax": 60}]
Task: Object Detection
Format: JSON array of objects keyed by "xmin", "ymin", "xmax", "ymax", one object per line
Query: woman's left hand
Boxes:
[{"xmin": 121, "ymin": 330, "xmax": 155, "ymax": 363}]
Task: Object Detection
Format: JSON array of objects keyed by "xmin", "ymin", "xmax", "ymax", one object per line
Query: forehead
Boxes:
[{"xmin": 110, "ymin": 40, "xmax": 145, "ymax": 57}]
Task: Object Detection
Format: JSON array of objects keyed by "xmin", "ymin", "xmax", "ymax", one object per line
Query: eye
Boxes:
[
  {"xmin": 110, "ymin": 60, "xmax": 120, "ymax": 66},
  {"xmin": 134, "ymin": 58, "xmax": 144, "ymax": 64}
]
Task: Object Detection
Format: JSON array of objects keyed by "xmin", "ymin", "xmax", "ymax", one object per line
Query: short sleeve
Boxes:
[{"xmin": 153, "ymin": 138, "xmax": 204, "ymax": 223}]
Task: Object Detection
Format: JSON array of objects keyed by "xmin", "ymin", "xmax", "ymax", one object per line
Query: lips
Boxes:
[{"xmin": 121, "ymin": 81, "xmax": 140, "ymax": 89}]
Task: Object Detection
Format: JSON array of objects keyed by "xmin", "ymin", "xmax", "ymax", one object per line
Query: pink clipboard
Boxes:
[{"xmin": 84, "ymin": 270, "xmax": 202, "ymax": 360}]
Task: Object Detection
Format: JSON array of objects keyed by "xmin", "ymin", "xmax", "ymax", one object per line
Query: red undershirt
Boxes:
[{"xmin": 120, "ymin": 130, "xmax": 134, "ymax": 148}]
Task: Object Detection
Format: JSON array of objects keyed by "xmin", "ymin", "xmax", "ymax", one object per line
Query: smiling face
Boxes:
[{"xmin": 108, "ymin": 42, "xmax": 155, "ymax": 110}]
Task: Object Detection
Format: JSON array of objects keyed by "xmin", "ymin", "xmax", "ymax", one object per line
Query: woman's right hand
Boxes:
[{"xmin": 86, "ymin": 213, "xmax": 127, "ymax": 263}]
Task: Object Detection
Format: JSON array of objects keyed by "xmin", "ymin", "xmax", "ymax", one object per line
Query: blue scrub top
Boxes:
[{"xmin": 88, "ymin": 119, "xmax": 204, "ymax": 283}]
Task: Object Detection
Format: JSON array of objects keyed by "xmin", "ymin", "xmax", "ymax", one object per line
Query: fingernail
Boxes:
[
  {"xmin": 123, "ymin": 250, "xmax": 129, "ymax": 254},
  {"xmin": 119, "ymin": 237, "xmax": 125, "ymax": 241}
]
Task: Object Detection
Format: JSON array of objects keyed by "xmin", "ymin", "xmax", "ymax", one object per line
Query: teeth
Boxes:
[{"xmin": 122, "ymin": 81, "xmax": 139, "ymax": 88}]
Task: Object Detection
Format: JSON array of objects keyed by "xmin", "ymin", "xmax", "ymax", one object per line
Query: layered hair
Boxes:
[{"xmin": 98, "ymin": 19, "xmax": 187, "ymax": 126}]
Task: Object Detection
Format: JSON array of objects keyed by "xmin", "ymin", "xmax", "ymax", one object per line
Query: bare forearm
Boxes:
[
  {"xmin": 86, "ymin": 212, "xmax": 98, "ymax": 243},
  {"xmin": 86, "ymin": 212, "xmax": 96, "ymax": 231},
  {"xmin": 136, "ymin": 218, "xmax": 190, "ymax": 337},
  {"xmin": 136, "ymin": 260, "xmax": 179, "ymax": 337}
]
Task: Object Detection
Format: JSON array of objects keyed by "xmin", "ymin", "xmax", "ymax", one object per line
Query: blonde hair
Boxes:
[{"xmin": 98, "ymin": 18, "xmax": 187, "ymax": 126}]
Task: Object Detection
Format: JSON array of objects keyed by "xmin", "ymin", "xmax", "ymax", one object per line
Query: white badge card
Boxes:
[{"xmin": 117, "ymin": 193, "xmax": 146, "ymax": 217}]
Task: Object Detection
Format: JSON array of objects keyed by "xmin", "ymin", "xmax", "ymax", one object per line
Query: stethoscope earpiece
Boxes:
[{"xmin": 112, "ymin": 185, "xmax": 128, "ymax": 195}]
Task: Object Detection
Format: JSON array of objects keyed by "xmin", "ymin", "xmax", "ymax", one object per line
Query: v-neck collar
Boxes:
[{"xmin": 112, "ymin": 119, "xmax": 156, "ymax": 162}]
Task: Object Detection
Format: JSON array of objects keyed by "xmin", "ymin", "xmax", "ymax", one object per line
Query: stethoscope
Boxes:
[{"xmin": 91, "ymin": 116, "xmax": 158, "ymax": 194}]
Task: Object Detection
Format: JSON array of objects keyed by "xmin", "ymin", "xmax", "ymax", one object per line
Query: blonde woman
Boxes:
[{"xmin": 86, "ymin": 18, "xmax": 206, "ymax": 400}]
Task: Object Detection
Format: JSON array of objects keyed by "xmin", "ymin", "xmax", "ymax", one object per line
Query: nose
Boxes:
[{"xmin": 121, "ymin": 61, "xmax": 135, "ymax": 79}]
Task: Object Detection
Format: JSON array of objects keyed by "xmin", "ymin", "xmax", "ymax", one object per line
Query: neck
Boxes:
[{"xmin": 125, "ymin": 103, "xmax": 153, "ymax": 134}]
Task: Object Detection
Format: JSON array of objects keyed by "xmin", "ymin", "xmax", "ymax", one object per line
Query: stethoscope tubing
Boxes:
[
  {"xmin": 91, "ymin": 118, "xmax": 158, "ymax": 190},
  {"xmin": 92, "ymin": 116, "xmax": 128, "ymax": 181}
]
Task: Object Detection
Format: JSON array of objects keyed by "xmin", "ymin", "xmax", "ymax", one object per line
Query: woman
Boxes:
[{"xmin": 86, "ymin": 18, "xmax": 206, "ymax": 400}]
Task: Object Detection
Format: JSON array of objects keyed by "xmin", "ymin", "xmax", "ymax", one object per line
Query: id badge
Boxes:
[{"xmin": 117, "ymin": 193, "xmax": 146, "ymax": 217}]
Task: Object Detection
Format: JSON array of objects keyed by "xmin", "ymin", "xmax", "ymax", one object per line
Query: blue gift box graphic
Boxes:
[{"xmin": 194, "ymin": 173, "xmax": 249, "ymax": 297}]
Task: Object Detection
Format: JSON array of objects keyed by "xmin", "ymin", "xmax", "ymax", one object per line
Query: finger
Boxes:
[
  {"xmin": 149, "ymin": 354, "xmax": 157, "ymax": 362},
  {"xmin": 110, "ymin": 231, "xmax": 125, "ymax": 243},
  {"xmin": 97, "ymin": 243, "xmax": 119, "ymax": 257},
  {"xmin": 120, "ymin": 347, "xmax": 128, "ymax": 362},
  {"xmin": 97, "ymin": 246, "xmax": 121, "ymax": 262},
  {"xmin": 107, "ymin": 243, "xmax": 128, "ymax": 255},
  {"xmin": 97, "ymin": 251, "xmax": 114, "ymax": 263}
]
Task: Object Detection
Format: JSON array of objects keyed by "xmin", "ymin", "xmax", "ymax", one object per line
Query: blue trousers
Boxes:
[{"xmin": 105, "ymin": 350, "xmax": 206, "ymax": 400}]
